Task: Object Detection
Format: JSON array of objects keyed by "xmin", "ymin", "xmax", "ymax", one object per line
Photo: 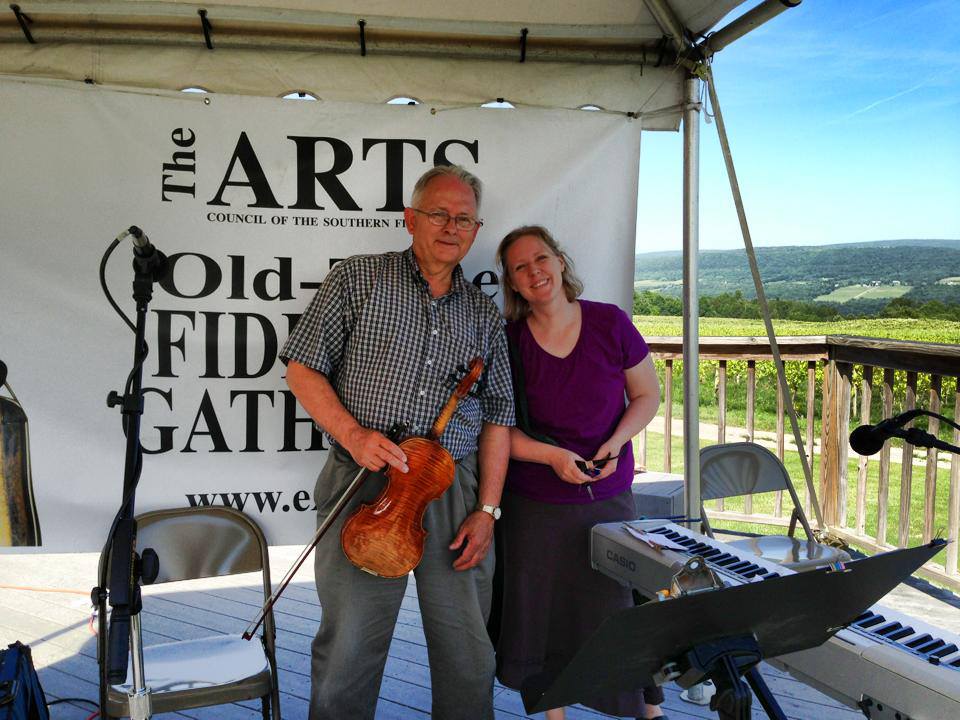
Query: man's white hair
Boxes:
[{"xmin": 410, "ymin": 165, "xmax": 482, "ymax": 209}]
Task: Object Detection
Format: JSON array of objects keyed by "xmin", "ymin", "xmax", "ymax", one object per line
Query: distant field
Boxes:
[
  {"xmin": 634, "ymin": 279, "xmax": 680, "ymax": 288},
  {"xmin": 633, "ymin": 315, "xmax": 960, "ymax": 344},
  {"xmin": 939, "ymin": 277, "xmax": 960, "ymax": 285},
  {"xmin": 814, "ymin": 284, "xmax": 911, "ymax": 302}
]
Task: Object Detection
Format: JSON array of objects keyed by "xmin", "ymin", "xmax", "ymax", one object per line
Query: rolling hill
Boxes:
[{"xmin": 635, "ymin": 239, "xmax": 960, "ymax": 311}]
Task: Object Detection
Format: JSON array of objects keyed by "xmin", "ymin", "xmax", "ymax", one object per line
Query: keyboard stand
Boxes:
[{"xmin": 520, "ymin": 540, "xmax": 944, "ymax": 718}]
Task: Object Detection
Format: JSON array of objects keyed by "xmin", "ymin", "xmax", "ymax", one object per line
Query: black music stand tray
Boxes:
[{"xmin": 521, "ymin": 541, "xmax": 944, "ymax": 719}]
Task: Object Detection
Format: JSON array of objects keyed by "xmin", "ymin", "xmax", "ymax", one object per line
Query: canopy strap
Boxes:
[
  {"xmin": 703, "ymin": 63, "xmax": 826, "ymax": 530},
  {"xmin": 198, "ymin": 8, "xmax": 213, "ymax": 50},
  {"xmin": 9, "ymin": 4, "xmax": 35, "ymax": 44}
]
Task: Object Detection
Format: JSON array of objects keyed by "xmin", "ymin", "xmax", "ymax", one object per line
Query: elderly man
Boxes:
[{"xmin": 281, "ymin": 164, "xmax": 514, "ymax": 720}]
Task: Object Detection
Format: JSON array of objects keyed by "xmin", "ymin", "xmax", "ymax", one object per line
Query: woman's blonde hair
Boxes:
[{"xmin": 495, "ymin": 225, "xmax": 583, "ymax": 321}]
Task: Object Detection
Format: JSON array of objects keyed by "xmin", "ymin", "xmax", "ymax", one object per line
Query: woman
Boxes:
[{"xmin": 494, "ymin": 226, "xmax": 664, "ymax": 719}]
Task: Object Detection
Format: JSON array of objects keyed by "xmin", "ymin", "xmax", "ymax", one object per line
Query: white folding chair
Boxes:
[
  {"xmin": 105, "ymin": 506, "xmax": 281, "ymax": 719},
  {"xmin": 700, "ymin": 442, "xmax": 850, "ymax": 571}
]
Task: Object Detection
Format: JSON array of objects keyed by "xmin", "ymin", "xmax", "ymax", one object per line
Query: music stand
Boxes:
[{"xmin": 522, "ymin": 541, "xmax": 944, "ymax": 719}]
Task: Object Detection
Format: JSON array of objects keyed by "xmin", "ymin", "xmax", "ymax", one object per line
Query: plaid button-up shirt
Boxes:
[{"xmin": 281, "ymin": 248, "xmax": 515, "ymax": 460}]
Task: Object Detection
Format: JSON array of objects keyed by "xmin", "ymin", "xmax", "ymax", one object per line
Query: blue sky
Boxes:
[{"xmin": 637, "ymin": 0, "xmax": 960, "ymax": 252}]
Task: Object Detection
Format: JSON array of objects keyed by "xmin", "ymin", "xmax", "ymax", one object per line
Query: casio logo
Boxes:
[{"xmin": 606, "ymin": 549, "xmax": 636, "ymax": 571}]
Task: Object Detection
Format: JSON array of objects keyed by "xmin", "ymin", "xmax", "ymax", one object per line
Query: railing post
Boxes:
[
  {"xmin": 638, "ymin": 427, "xmax": 647, "ymax": 472},
  {"xmin": 745, "ymin": 360, "xmax": 756, "ymax": 515},
  {"xmin": 775, "ymin": 375, "xmax": 784, "ymax": 517},
  {"xmin": 805, "ymin": 360, "xmax": 816, "ymax": 518},
  {"xmin": 837, "ymin": 361, "xmax": 853, "ymax": 528},
  {"xmin": 877, "ymin": 368, "xmax": 895, "ymax": 546},
  {"xmin": 898, "ymin": 371, "xmax": 918, "ymax": 548},
  {"xmin": 819, "ymin": 357, "xmax": 841, "ymax": 526},
  {"xmin": 856, "ymin": 365, "xmax": 874, "ymax": 536},
  {"xmin": 947, "ymin": 379, "xmax": 960, "ymax": 577},
  {"xmin": 717, "ymin": 360, "xmax": 727, "ymax": 444},
  {"xmin": 923, "ymin": 375, "xmax": 942, "ymax": 544},
  {"xmin": 664, "ymin": 358, "xmax": 673, "ymax": 473},
  {"xmin": 717, "ymin": 359, "xmax": 726, "ymax": 511}
]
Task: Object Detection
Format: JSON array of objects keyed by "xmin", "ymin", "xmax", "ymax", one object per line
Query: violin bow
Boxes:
[{"xmin": 242, "ymin": 423, "xmax": 405, "ymax": 641}]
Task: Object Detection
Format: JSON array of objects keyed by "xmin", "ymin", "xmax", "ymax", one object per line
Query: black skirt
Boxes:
[{"xmin": 495, "ymin": 489, "xmax": 650, "ymax": 717}]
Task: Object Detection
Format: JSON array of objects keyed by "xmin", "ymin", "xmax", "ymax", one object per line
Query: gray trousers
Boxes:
[{"xmin": 309, "ymin": 446, "xmax": 496, "ymax": 720}]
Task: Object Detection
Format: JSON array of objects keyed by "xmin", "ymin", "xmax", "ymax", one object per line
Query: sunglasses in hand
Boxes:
[{"xmin": 575, "ymin": 454, "xmax": 614, "ymax": 477}]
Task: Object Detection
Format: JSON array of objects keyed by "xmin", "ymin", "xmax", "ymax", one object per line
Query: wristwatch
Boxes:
[{"xmin": 476, "ymin": 504, "xmax": 501, "ymax": 520}]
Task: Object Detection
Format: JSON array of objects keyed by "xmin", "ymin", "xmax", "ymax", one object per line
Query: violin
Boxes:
[
  {"xmin": 242, "ymin": 357, "xmax": 483, "ymax": 640},
  {"xmin": 340, "ymin": 357, "xmax": 484, "ymax": 578}
]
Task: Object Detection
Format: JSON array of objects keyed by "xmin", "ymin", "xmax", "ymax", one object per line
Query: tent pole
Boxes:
[
  {"xmin": 704, "ymin": 66, "xmax": 826, "ymax": 530},
  {"xmin": 641, "ymin": 0, "xmax": 689, "ymax": 53},
  {"xmin": 682, "ymin": 74, "xmax": 701, "ymax": 524},
  {"xmin": 699, "ymin": 0, "xmax": 802, "ymax": 56}
]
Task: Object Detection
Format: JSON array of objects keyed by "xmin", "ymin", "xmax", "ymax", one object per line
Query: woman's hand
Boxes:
[
  {"xmin": 547, "ymin": 446, "xmax": 595, "ymax": 485},
  {"xmin": 588, "ymin": 439, "xmax": 624, "ymax": 481}
]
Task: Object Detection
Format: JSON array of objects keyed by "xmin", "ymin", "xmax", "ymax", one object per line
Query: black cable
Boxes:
[
  {"xmin": 48, "ymin": 697, "xmax": 99, "ymax": 710},
  {"xmin": 887, "ymin": 408, "xmax": 960, "ymax": 435},
  {"xmin": 917, "ymin": 408, "xmax": 960, "ymax": 434},
  {"xmin": 99, "ymin": 239, "xmax": 136, "ymax": 333}
]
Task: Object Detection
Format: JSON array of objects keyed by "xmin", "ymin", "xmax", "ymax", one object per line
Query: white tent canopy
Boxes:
[
  {"xmin": 0, "ymin": 0, "xmax": 751, "ymax": 129},
  {"xmin": 2, "ymin": 1, "xmax": 812, "ymax": 545}
]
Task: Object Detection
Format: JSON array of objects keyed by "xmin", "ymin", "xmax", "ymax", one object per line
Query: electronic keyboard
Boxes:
[{"xmin": 591, "ymin": 520, "xmax": 960, "ymax": 719}]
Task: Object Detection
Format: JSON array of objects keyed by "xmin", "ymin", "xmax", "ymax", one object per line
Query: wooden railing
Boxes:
[{"xmin": 639, "ymin": 335, "xmax": 960, "ymax": 591}]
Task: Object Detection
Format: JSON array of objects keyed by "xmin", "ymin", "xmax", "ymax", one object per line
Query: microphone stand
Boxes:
[
  {"xmin": 93, "ymin": 231, "xmax": 167, "ymax": 720},
  {"xmin": 887, "ymin": 424, "xmax": 960, "ymax": 456}
]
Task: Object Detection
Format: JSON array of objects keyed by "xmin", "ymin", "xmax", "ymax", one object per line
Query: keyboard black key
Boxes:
[
  {"xmin": 915, "ymin": 639, "xmax": 946, "ymax": 655},
  {"xmin": 931, "ymin": 644, "xmax": 958, "ymax": 658},
  {"xmin": 887, "ymin": 627, "xmax": 915, "ymax": 642},
  {"xmin": 856, "ymin": 614, "xmax": 886, "ymax": 629},
  {"xmin": 874, "ymin": 622, "xmax": 903, "ymax": 637},
  {"xmin": 904, "ymin": 634, "xmax": 932, "ymax": 649}
]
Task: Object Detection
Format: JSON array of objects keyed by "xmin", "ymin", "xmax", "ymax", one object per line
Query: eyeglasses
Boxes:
[{"xmin": 412, "ymin": 208, "xmax": 483, "ymax": 231}]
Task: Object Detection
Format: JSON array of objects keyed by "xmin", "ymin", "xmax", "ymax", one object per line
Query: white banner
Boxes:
[{"xmin": 0, "ymin": 78, "xmax": 640, "ymax": 550}]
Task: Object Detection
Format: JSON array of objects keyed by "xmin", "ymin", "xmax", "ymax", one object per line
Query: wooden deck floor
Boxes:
[{"xmin": 1, "ymin": 546, "xmax": 950, "ymax": 719}]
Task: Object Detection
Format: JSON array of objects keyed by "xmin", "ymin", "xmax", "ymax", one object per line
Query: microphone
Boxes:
[
  {"xmin": 849, "ymin": 423, "xmax": 892, "ymax": 456},
  {"xmin": 119, "ymin": 225, "xmax": 168, "ymax": 281},
  {"xmin": 128, "ymin": 226, "xmax": 156, "ymax": 259},
  {"xmin": 0, "ymin": 360, "xmax": 7, "ymax": 387},
  {"xmin": 849, "ymin": 409, "xmax": 925, "ymax": 456}
]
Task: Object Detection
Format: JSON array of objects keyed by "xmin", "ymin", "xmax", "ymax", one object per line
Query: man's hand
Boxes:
[
  {"xmin": 449, "ymin": 510, "xmax": 494, "ymax": 571},
  {"xmin": 344, "ymin": 426, "xmax": 408, "ymax": 473}
]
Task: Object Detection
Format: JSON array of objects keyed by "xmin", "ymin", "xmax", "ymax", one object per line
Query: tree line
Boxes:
[{"xmin": 633, "ymin": 290, "xmax": 960, "ymax": 321}]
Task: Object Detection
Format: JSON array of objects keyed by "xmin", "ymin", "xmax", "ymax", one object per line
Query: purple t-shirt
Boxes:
[{"xmin": 506, "ymin": 300, "xmax": 650, "ymax": 504}]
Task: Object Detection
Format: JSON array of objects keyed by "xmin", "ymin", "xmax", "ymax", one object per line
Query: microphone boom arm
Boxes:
[{"xmin": 890, "ymin": 426, "xmax": 960, "ymax": 455}]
